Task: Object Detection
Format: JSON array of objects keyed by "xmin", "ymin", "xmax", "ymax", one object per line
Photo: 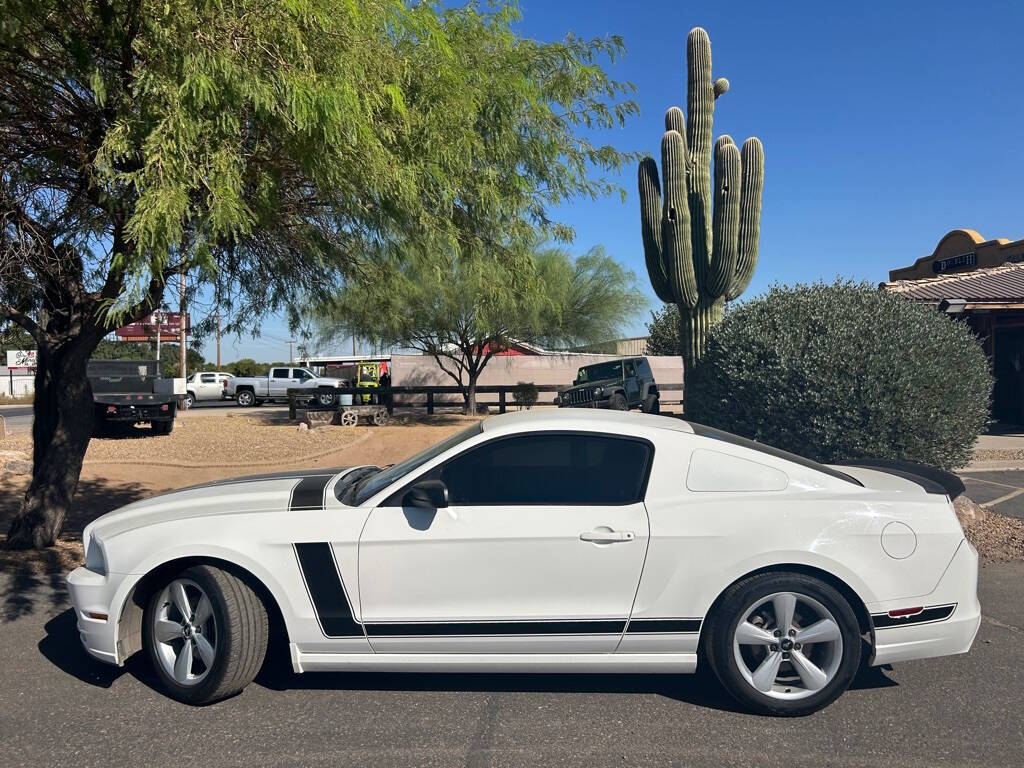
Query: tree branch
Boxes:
[{"xmin": 0, "ymin": 303, "xmax": 45, "ymax": 345}]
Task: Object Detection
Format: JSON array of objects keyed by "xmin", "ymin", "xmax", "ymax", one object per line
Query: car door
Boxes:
[
  {"xmin": 197, "ymin": 372, "xmax": 218, "ymax": 400},
  {"xmin": 624, "ymin": 360, "xmax": 642, "ymax": 405},
  {"xmin": 357, "ymin": 431, "xmax": 653, "ymax": 654},
  {"xmin": 269, "ymin": 367, "xmax": 291, "ymax": 397}
]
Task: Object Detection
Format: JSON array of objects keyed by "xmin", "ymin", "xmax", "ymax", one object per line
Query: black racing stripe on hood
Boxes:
[
  {"xmin": 178, "ymin": 467, "xmax": 348, "ymax": 494},
  {"xmin": 289, "ymin": 473, "xmax": 333, "ymax": 510}
]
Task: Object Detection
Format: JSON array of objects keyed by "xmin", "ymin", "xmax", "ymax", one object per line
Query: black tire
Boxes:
[
  {"xmin": 143, "ymin": 564, "xmax": 268, "ymax": 705},
  {"xmin": 317, "ymin": 389, "xmax": 337, "ymax": 407},
  {"xmin": 151, "ymin": 419, "xmax": 174, "ymax": 435},
  {"xmin": 608, "ymin": 393, "xmax": 628, "ymax": 411},
  {"xmin": 705, "ymin": 571, "xmax": 861, "ymax": 716},
  {"xmin": 183, "ymin": 392, "xmax": 195, "ymax": 409},
  {"xmin": 236, "ymin": 389, "xmax": 255, "ymax": 407},
  {"xmin": 641, "ymin": 394, "xmax": 660, "ymax": 414}
]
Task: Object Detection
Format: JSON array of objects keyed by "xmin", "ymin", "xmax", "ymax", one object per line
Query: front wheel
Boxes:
[
  {"xmin": 183, "ymin": 392, "xmax": 195, "ymax": 409},
  {"xmin": 608, "ymin": 393, "xmax": 628, "ymax": 411},
  {"xmin": 144, "ymin": 564, "xmax": 268, "ymax": 705},
  {"xmin": 706, "ymin": 572, "xmax": 861, "ymax": 716},
  {"xmin": 317, "ymin": 390, "xmax": 337, "ymax": 407}
]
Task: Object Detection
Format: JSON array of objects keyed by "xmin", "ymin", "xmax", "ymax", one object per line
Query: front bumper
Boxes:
[
  {"xmin": 869, "ymin": 538, "xmax": 981, "ymax": 666},
  {"xmin": 66, "ymin": 567, "xmax": 139, "ymax": 666}
]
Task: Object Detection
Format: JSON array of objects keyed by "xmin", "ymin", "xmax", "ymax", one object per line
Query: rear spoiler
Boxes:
[{"xmin": 834, "ymin": 459, "xmax": 964, "ymax": 497}]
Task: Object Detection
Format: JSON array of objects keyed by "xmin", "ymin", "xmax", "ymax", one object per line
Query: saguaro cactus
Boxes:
[{"xmin": 639, "ymin": 27, "xmax": 764, "ymax": 367}]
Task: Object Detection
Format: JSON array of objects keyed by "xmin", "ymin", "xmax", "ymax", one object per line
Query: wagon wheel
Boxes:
[
  {"xmin": 339, "ymin": 410, "xmax": 359, "ymax": 427},
  {"xmin": 372, "ymin": 407, "xmax": 389, "ymax": 426}
]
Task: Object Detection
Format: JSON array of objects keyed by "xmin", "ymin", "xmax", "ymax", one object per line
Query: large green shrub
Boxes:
[{"xmin": 686, "ymin": 281, "xmax": 992, "ymax": 470}]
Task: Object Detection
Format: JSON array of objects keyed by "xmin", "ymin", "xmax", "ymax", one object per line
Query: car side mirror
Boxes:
[{"xmin": 403, "ymin": 479, "xmax": 449, "ymax": 509}]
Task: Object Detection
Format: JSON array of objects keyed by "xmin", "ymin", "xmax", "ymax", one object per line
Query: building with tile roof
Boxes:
[{"xmin": 883, "ymin": 229, "xmax": 1024, "ymax": 423}]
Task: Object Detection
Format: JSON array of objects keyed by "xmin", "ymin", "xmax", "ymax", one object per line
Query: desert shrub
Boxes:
[
  {"xmin": 646, "ymin": 304, "xmax": 681, "ymax": 356},
  {"xmin": 512, "ymin": 381, "xmax": 539, "ymax": 410},
  {"xmin": 685, "ymin": 281, "xmax": 992, "ymax": 470}
]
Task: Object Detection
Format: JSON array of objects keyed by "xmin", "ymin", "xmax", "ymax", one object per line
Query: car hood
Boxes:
[{"xmin": 84, "ymin": 467, "xmax": 359, "ymax": 542}]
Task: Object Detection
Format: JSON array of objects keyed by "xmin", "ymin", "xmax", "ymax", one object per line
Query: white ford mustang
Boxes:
[{"xmin": 67, "ymin": 409, "xmax": 980, "ymax": 715}]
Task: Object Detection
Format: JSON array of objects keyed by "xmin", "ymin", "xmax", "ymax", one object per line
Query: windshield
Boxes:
[
  {"xmin": 577, "ymin": 360, "xmax": 623, "ymax": 383},
  {"xmin": 352, "ymin": 422, "xmax": 483, "ymax": 505}
]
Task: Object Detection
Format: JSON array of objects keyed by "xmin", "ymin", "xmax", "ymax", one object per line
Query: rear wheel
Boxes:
[
  {"xmin": 641, "ymin": 394, "xmax": 660, "ymax": 414},
  {"xmin": 706, "ymin": 572, "xmax": 861, "ymax": 716},
  {"xmin": 236, "ymin": 390, "xmax": 255, "ymax": 407},
  {"xmin": 144, "ymin": 564, "xmax": 268, "ymax": 705},
  {"xmin": 151, "ymin": 419, "xmax": 174, "ymax": 435},
  {"xmin": 608, "ymin": 393, "xmax": 628, "ymax": 411}
]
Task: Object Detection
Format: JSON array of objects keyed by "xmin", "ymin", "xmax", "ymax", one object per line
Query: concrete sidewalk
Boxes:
[{"xmin": 965, "ymin": 432, "xmax": 1024, "ymax": 471}]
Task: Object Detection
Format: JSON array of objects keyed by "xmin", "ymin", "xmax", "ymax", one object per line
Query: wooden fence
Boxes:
[{"xmin": 287, "ymin": 382, "xmax": 684, "ymax": 418}]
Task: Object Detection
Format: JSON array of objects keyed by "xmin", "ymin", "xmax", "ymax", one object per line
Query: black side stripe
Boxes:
[
  {"xmin": 366, "ymin": 620, "xmax": 626, "ymax": 637},
  {"xmin": 289, "ymin": 474, "xmax": 333, "ymax": 510},
  {"xmin": 872, "ymin": 603, "xmax": 956, "ymax": 629},
  {"xmin": 626, "ymin": 618, "xmax": 702, "ymax": 634},
  {"xmin": 294, "ymin": 536, "xmax": 705, "ymax": 639},
  {"xmin": 294, "ymin": 542, "xmax": 363, "ymax": 637}
]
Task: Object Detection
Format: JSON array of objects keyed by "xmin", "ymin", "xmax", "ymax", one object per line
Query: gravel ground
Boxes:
[
  {"xmin": 955, "ymin": 494, "xmax": 1024, "ymax": 561},
  {"xmin": 0, "ymin": 411, "xmax": 369, "ymax": 468},
  {"xmin": 973, "ymin": 448, "xmax": 1024, "ymax": 462}
]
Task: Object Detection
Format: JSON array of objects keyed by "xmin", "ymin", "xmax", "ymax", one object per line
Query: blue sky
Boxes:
[{"xmin": 205, "ymin": 0, "xmax": 1024, "ymax": 363}]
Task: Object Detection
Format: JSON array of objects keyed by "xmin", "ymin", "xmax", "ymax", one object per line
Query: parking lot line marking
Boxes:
[
  {"xmin": 959, "ymin": 475, "xmax": 1024, "ymax": 491},
  {"xmin": 980, "ymin": 487, "xmax": 1024, "ymax": 509}
]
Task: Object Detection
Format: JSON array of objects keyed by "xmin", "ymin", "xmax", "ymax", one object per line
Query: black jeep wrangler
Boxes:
[{"xmin": 556, "ymin": 356, "xmax": 660, "ymax": 413}]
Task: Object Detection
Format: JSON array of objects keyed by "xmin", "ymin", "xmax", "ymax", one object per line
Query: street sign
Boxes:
[
  {"xmin": 5, "ymin": 349, "xmax": 36, "ymax": 370},
  {"xmin": 115, "ymin": 312, "xmax": 190, "ymax": 342}
]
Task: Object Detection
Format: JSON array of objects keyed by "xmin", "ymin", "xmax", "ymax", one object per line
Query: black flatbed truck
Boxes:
[{"xmin": 88, "ymin": 359, "xmax": 177, "ymax": 434}]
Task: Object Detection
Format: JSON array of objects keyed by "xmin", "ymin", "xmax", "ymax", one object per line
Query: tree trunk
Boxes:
[
  {"xmin": 464, "ymin": 372, "xmax": 479, "ymax": 415},
  {"xmin": 5, "ymin": 339, "xmax": 97, "ymax": 549},
  {"xmin": 680, "ymin": 296, "xmax": 724, "ymax": 414}
]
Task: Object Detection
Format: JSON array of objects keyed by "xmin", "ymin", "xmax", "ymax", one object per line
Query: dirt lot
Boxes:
[{"xmin": 0, "ymin": 409, "xmax": 479, "ymax": 565}]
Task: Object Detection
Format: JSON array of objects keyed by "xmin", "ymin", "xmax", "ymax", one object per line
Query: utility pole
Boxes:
[
  {"xmin": 216, "ymin": 313, "xmax": 221, "ymax": 370},
  {"xmin": 288, "ymin": 339, "xmax": 295, "ymax": 364},
  {"xmin": 179, "ymin": 270, "xmax": 187, "ymax": 379},
  {"xmin": 154, "ymin": 310, "xmax": 162, "ymax": 365}
]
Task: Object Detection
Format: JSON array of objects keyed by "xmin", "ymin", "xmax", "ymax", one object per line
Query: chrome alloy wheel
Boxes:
[
  {"xmin": 151, "ymin": 578, "xmax": 218, "ymax": 686},
  {"xmin": 732, "ymin": 591, "xmax": 843, "ymax": 700}
]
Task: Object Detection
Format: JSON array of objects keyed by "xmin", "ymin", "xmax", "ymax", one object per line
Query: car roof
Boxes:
[{"xmin": 480, "ymin": 408, "xmax": 694, "ymax": 434}]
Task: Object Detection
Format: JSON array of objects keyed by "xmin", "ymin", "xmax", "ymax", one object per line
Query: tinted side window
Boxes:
[
  {"xmin": 626, "ymin": 361, "xmax": 637, "ymax": 378},
  {"xmin": 637, "ymin": 359, "xmax": 653, "ymax": 378},
  {"xmin": 200, "ymin": 373, "xmax": 216, "ymax": 383},
  {"xmin": 271, "ymin": 368, "xmax": 289, "ymax": 379},
  {"xmin": 440, "ymin": 433, "xmax": 652, "ymax": 506}
]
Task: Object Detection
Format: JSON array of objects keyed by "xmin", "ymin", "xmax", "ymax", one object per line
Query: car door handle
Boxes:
[{"xmin": 579, "ymin": 530, "xmax": 635, "ymax": 543}]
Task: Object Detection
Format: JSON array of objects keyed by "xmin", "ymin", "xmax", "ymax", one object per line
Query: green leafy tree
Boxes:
[
  {"xmin": 0, "ymin": 0, "xmax": 635, "ymax": 547},
  {"xmin": 314, "ymin": 245, "xmax": 646, "ymax": 413},
  {"xmin": 224, "ymin": 358, "xmax": 264, "ymax": 378},
  {"xmin": 686, "ymin": 281, "xmax": 992, "ymax": 470},
  {"xmin": 645, "ymin": 304, "xmax": 681, "ymax": 356}
]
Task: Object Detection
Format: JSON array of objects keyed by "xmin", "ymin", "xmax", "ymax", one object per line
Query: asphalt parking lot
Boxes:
[
  {"xmin": 2, "ymin": 562, "xmax": 1022, "ymax": 768},
  {"xmin": 959, "ymin": 470, "xmax": 1024, "ymax": 520}
]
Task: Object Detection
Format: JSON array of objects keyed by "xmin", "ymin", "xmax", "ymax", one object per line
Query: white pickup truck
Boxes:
[{"xmin": 226, "ymin": 366, "xmax": 345, "ymax": 407}]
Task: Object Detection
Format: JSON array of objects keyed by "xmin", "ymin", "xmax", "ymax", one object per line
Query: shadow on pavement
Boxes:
[
  {"xmin": 253, "ymin": 658, "xmax": 899, "ymax": 713},
  {"xmin": 37, "ymin": 608, "xmax": 133, "ymax": 689},
  {"xmin": 0, "ymin": 477, "xmax": 148, "ymax": 622}
]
